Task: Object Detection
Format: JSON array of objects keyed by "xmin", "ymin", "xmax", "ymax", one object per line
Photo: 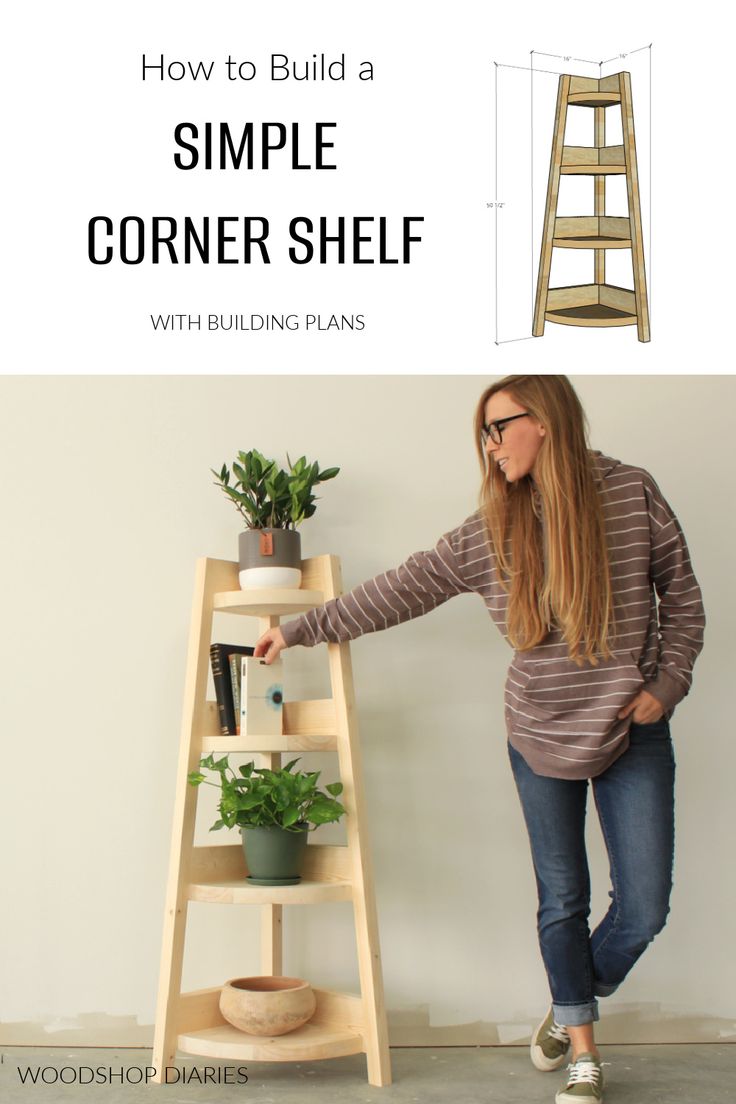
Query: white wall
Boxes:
[{"xmin": 0, "ymin": 374, "xmax": 733, "ymax": 1046}]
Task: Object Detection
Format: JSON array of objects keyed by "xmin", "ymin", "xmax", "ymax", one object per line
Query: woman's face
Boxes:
[{"xmin": 483, "ymin": 391, "xmax": 546, "ymax": 482}]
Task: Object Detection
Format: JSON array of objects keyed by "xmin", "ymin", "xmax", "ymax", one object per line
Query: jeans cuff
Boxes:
[
  {"xmin": 552, "ymin": 999, "xmax": 599, "ymax": 1026},
  {"xmin": 594, "ymin": 981, "xmax": 619, "ymax": 997}
]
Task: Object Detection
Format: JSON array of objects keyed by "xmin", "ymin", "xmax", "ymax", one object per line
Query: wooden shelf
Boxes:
[
  {"xmin": 198, "ymin": 699, "xmax": 338, "ymax": 754},
  {"xmin": 187, "ymin": 842, "xmax": 353, "ymax": 905},
  {"xmin": 213, "ymin": 587, "xmax": 324, "ymax": 617},
  {"xmin": 535, "ymin": 73, "xmax": 649, "ymax": 341},
  {"xmin": 545, "ymin": 283, "xmax": 637, "ymax": 328},
  {"xmin": 175, "ymin": 985, "xmax": 366, "ymax": 1063},
  {"xmin": 560, "ymin": 164, "xmax": 626, "ymax": 175},
  {"xmin": 188, "ymin": 877, "xmax": 353, "ymax": 905},
  {"xmin": 178, "ymin": 1020, "xmax": 365, "ymax": 1062},
  {"xmin": 546, "ymin": 303, "xmax": 636, "ymax": 327},
  {"xmin": 560, "ymin": 145, "xmax": 625, "ymax": 176},
  {"xmin": 200, "ymin": 732, "xmax": 338, "ymax": 754},
  {"xmin": 553, "ymin": 216, "xmax": 631, "ymax": 250},
  {"xmin": 568, "ymin": 91, "xmax": 621, "ymax": 107},
  {"xmin": 553, "ymin": 235, "xmax": 631, "ymax": 249},
  {"xmin": 154, "ymin": 555, "xmax": 391, "ymax": 1086}
]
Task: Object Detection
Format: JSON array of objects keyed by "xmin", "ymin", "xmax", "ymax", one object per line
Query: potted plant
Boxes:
[
  {"xmin": 212, "ymin": 449, "xmax": 339, "ymax": 589},
  {"xmin": 188, "ymin": 755, "xmax": 346, "ymax": 886}
]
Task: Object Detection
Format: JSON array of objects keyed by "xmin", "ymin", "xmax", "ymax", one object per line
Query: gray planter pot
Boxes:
[
  {"xmin": 238, "ymin": 528, "xmax": 302, "ymax": 590},
  {"xmin": 241, "ymin": 824, "xmax": 309, "ymax": 886}
]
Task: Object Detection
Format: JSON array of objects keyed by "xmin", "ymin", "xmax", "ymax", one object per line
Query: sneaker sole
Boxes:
[{"xmin": 530, "ymin": 1012, "xmax": 569, "ymax": 1072}]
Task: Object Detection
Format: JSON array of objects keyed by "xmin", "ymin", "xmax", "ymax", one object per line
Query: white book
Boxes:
[{"xmin": 240, "ymin": 656, "xmax": 284, "ymax": 737}]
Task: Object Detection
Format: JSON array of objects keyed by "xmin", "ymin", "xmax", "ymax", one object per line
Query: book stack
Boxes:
[
  {"xmin": 209, "ymin": 643, "xmax": 284, "ymax": 737},
  {"xmin": 209, "ymin": 643, "xmax": 254, "ymax": 735}
]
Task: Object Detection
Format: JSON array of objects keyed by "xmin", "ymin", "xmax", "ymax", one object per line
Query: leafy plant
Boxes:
[
  {"xmin": 188, "ymin": 755, "xmax": 346, "ymax": 832},
  {"xmin": 212, "ymin": 449, "xmax": 340, "ymax": 530}
]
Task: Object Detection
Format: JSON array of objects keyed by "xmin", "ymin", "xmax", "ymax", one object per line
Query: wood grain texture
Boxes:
[
  {"xmin": 153, "ymin": 554, "xmax": 391, "ymax": 1086},
  {"xmin": 619, "ymin": 71, "xmax": 651, "ymax": 341},
  {"xmin": 594, "ymin": 106, "xmax": 606, "ymax": 285},
  {"xmin": 534, "ymin": 72, "xmax": 648, "ymax": 340},
  {"xmin": 533, "ymin": 74, "xmax": 571, "ymax": 336},
  {"xmin": 176, "ymin": 987, "xmax": 365, "ymax": 1061}
]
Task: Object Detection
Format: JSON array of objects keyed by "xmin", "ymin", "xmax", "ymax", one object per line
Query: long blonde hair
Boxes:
[{"xmin": 474, "ymin": 375, "xmax": 613, "ymax": 665}]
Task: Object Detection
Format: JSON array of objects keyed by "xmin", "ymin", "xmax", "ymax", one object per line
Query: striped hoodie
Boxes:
[{"xmin": 280, "ymin": 453, "xmax": 705, "ymax": 779}]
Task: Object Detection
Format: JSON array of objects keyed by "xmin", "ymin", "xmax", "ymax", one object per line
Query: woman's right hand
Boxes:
[{"xmin": 254, "ymin": 626, "xmax": 288, "ymax": 664}]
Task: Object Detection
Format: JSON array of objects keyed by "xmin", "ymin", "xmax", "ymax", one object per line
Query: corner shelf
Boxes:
[
  {"xmin": 176, "ymin": 984, "xmax": 366, "ymax": 1059},
  {"xmin": 552, "ymin": 216, "xmax": 632, "ymax": 250},
  {"xmin": 213, "ymin": 588, "xmax": 324, "ymax": 616},
  {"xmin": 153, "ymin": 555, "xmax": 391, "ymax": 1086},
  {"xmin": 178, "ymin": 1022, "xmax": 365, "ymax": 1063},
  {"xmin": 533, "ymin": 72, "xmax": 650, "ymax": 341},
  {"xmin": 545, "ymin": 283, "xmax": 637, "ymax": 328},
  {"xmin": 198, "ymin": 698, "xmax": 339, "ymax": 754},
  {"xmin": 567, "ymin": 91, "xmax": 621, "ymax": 107},
  {"xmin": 186, "ymin": 842, "xmax": 353, "ymax": 904},
  {"xmin": 176, "ymin": 986, "xmax": 365, "ymax": 1062}
]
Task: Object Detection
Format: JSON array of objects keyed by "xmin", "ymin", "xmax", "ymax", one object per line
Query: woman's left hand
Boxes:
[{"xmin": 617, "ymin": 689, "xmax": 664, "ymax": 724}]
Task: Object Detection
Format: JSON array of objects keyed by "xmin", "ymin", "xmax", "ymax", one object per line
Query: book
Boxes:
[
  {"xmin": 240, "ymin": 656, "xmax": 284, "ymax": 737},
  {"xmin": 209, "ymin": 643, "xmax": 255, "ymax": 735},
  {"xmin": 229, "ymin": 653, "xmax": 243, "ymax": 734}
]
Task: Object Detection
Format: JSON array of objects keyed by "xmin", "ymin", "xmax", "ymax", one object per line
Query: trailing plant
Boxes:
[
  {"xmin": 188, "ymin": 755, "xmax": 346, "ymax": 832},
  {"xmin": 212, "ymin": 449, "xmax": 339, "ymax": 530}
]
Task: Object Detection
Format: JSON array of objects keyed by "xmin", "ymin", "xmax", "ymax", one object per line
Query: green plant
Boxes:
[
  {"xmin": 188, "ymin": 755, "xmax": 346, "ymax": 832},
  {"xmin": 212, "ymin": 449, "xmax": 340, "ymax": 530}
]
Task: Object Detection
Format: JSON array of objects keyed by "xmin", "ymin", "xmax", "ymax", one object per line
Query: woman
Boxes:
[{"xmin": 254, "ymin": 374, "xmax": 705, "ymax": 1104}]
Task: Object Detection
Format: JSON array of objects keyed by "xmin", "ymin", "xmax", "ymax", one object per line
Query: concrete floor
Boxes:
[{"xmin": 1, "ymin": 1045, "xmax": 734, "ymax": 1102}]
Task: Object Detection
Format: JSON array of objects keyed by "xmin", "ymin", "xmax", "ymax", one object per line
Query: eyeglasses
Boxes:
[{"xmin": 480, "ymin": 412, "xmax": 531, "ymax": 446}]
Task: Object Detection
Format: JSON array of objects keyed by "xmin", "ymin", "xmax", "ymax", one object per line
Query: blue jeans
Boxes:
[{"xmin": 508, "ymin": 719, "xmax": 675, "ymax": 1026}]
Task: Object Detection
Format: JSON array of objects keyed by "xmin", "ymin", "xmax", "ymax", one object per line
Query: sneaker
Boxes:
[
  {"xmin": 530, "ymin": 1007, "xmax": 571, "ymax": 1071},
  {"xmin": 555, "ymin": 1052, "xmax": 604, "ymax": 1102}
]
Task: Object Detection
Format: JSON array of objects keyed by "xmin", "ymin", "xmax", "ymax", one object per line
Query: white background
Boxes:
[{"xmin": 4, "ymin": 1, "xmax": 731, "ymax": 373}]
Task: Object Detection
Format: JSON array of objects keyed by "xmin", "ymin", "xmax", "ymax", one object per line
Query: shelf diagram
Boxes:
[{"xmin": 491, "ymin": 45, "xmax": 652, "ymax": 344}]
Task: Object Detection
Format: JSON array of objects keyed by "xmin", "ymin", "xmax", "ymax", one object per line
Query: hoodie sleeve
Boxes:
[
  {"xmin": 279, "ymin": 516, "xmax": 481, "ymax": 648},
  {"xmin": 641, "ymin": 475, "xmax": 705, "ymax": 712}
]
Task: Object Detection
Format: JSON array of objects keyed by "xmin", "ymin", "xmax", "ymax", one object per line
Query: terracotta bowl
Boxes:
[{"xmin": 219, "ymin": 976, "xmax": 317, "ymax": 1037}]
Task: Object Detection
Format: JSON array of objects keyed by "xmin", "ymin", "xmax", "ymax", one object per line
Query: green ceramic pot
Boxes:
[{"xmin": 240, "ymin": 824, "xmax": 309, "ymax": 886}]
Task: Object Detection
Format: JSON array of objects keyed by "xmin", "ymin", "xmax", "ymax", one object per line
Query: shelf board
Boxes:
[
  {"xmin": 553, "ymin": 236, "xmax": 632, "ymax": 250},
  {"xmin": 200, "ymin": 732, "xmax": 338, "ymax": 754},
  {"xmin": 560, "ymin": 165, "xmax": 626, "ymax": 175},
  {"xmin": 198, "ymin": 699, "xmax": 338, "ymax": 753},
  {"xmin": 545, "ymin": 282, "xmax": 637, "ymax": 327},
  {"xmin": 567, "ymin": 92, "xmax": 621, "ymax": 107},
  {"xmin": 188, "ymin": 877, "xmax": 353, "ymax": 905},
  {"xmin": 188, "ymin": 843, "xmax": 352, "ymax": 902},
  {"xmin": 213, "ymin": 587, "xmax": 324, "ymax": 616},
  {"xmin": 178, "ymin": 1020, "xmax": 365, "ymax": 1062},
  {"xmin": 546, "ymin": 304, "xmax": 636, "ymax": 327}
]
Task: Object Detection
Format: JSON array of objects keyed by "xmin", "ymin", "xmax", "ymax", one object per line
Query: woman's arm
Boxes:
[
  {"xmin": 639, "ymin": 473, "xmax": 706, "ymax": 712},
  {"xmin": 255, "ymin": 514, "xmax": 483, "ymax": 663}
]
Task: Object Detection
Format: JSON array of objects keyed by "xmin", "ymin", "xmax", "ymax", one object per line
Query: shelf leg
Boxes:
[
  {"xmin": 152, "ymin": 558, "xmax": 231, "ymax": 1082},
  {"xmin": 254, "ymin": 655, "xmax": 285, "ymax": 979},
  {"xmin": 619, "ymin": 71, "xmax": 650, "ymax": 342},
  {"xmin": 594, "ymin": 105, "xmax": 606, "ymax": 293},
  {"xmin": 261, "ymin": 905, "xmax": 284, "ymax": 975},
  {"xmin": 326, "ymin": 636, "xmax": 392, "ymax": 1083},
  {"xmin": 152, "ymin": 896, "xmax": 190, "ymax": 1083},
  {"xmin": 533, "ymin": 74, "xmax": 571, "ymax": 336}
]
